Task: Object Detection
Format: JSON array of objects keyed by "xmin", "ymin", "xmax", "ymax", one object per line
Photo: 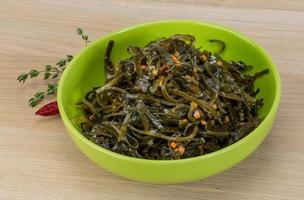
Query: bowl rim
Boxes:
[{"xmin": 58, "ymin": 20, "xmax": 281, "ymax": 164}]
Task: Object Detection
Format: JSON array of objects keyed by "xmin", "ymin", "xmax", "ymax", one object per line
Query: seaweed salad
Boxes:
[{"xmin": 78, "ymin": 34, "xmax": 268, "ymax": 160}]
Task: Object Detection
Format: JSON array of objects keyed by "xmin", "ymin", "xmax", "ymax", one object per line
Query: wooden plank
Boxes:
[{"xmin": 0, "ymin": 0, "xmax": 303, "ymax": 199}]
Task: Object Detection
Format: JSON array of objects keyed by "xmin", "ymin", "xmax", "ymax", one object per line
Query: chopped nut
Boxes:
[
  {"xmin": 170, "ymin": 142, "xmax": 177, "ymax": 149},
  {"xmin": 212, "ymin": 104, "xmax": 218, "ymax": 110},
  {"xmin": 171, "ymin": 54, "xmax": 179, "ymax": 64},
  {"xmin": 193, "ymin": 110, "xmax": 201, "ymax": 119},
  {"xmin": 201, "ymin": 54, "xmax": 208, "ymax": 62},
  {"xmin": 185, "ymin": 75, "xmax": 192, "ymax": 81},
  {"xmin": 224, "ymin": 116, "xmax": 230, "ymax": 124},
  {"xmin": 217, "ymin": 60, "xmax": 223, "ymax": 66},
  {"xmin": 178, "ymin": 145, "xmax": 185, "ymax": 154},
  {"xmin": 152, "ymin": 69, "xmax": 158, "ymax": 76},
  {"xmin": 191, "ymin": 102, "xmax": 198, "ymax": 108}
]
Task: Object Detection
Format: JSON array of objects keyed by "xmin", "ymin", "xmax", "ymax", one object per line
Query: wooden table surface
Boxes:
[{"xmin": 1, "ymin": 0, "xmax": 304, "ymax": 199}]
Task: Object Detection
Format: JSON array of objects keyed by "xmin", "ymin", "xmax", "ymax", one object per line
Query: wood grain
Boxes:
[{"xmin": 0, "ymin": 0, "xmax": 303, "ymax": 199}]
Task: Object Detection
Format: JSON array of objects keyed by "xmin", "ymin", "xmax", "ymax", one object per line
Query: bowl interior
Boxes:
[{"xmin": 59, "ymin": 20, "xmax": 278, "ymax": 149}]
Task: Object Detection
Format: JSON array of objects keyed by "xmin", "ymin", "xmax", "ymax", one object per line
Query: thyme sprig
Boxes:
[
  {"xmin": 17, "ymin": 28, "xmax": 89, "ymax": 107},
  {"xmin": 28, "ymin": 83, "xmax": 58, "ymax": 107},
  {"xmin": 76, "ymin": 27, "xmax": 90, "ymax": 46}
]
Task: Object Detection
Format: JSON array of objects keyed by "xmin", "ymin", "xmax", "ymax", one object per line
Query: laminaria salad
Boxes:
[{"xmin": 78, "ymin": 34, "xmax": 268, "ymax": 160}]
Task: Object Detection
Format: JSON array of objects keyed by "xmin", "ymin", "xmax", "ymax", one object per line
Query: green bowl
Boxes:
[{"xmin": 57, "ymin": 20, "xmax": 281, "ymax": 184}]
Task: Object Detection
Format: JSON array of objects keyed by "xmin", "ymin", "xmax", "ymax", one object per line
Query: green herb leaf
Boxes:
[
  {"xmin": 35, "ymin": 91, "xmax": 45, "ymax": 99},
  {"xmin": 17, "ymin": 73, "xmax": 28, "ymax": 83},
  {"xmin": 76, "ymin": 27, "xmax": 83, "ymax": 35},
  {"xmin": 47, "ymin": 83, "xmax": 58, "ymax": 95},
  {"xmin": 44, "ymin": 72, "xmax": 51, "ymax": 79},
  {"xmin": 66, "ymin": 55, "xmax": 73, "ymax": 62},
  {"xmin": 76, "ymin": 27, "xmax": 90, "ymax": 45},
  {"xmin": 82, "ymin": 35, "xmax": 89, "ymax": 41},
  {"xmin": 29, "ymin": 70, "xmax": 40, "ymax": 78},
  {"xmin": 29, "ymin": 91, "xmax": 45, "ymax": 107},
  {"xmin": 28, "ymin": 98, "xmax": 36, "ymax": 107},
  {"xmin": 45, "ymin": 65, "xmax": 52, "ymax": 72},
  {"xmin": 56, "ymin": 59, "xmax": 66, "ymax": 67}
]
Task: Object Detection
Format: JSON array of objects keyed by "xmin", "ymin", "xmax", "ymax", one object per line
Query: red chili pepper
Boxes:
[{"xmin": 35, "ymin": 101, "xmax": 60, "ymax": 116}]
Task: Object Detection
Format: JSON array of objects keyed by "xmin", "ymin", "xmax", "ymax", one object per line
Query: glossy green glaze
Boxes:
[{"xmin": 57, "ymin": 20, "xmax": 281, "ymax": 184}]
